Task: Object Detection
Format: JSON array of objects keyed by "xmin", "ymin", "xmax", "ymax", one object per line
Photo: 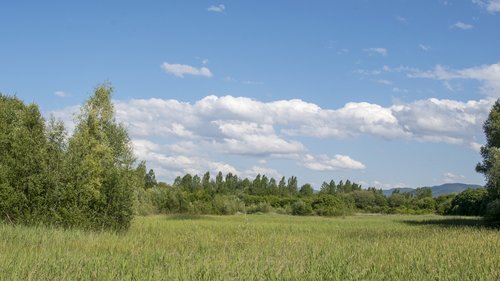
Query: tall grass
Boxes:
[{"xmin": 0, "ymin": 214, "xmax": 498, "ymax": 280}]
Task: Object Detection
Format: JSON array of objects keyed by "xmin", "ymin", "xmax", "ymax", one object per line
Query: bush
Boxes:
[
  {"xmin": 449, "ymin": 188, "xmax": 489, "ymax": 216},
  {"xmin": 484, "ymin": 199, "xmax": 500, "ymax": 223},
  {"xmin": 291, "ymin": 200, "xmax": 312, "ymax": 216},
  {"xmin": 311, "ymin": 194, "xmax": 353, "ymax": 217},
  {"xmin": 212, "ymin": 195, "xmax": 245, "ymax": 215},
  {"xmin": 246, "ymin": 202, "xmax": 273, "ymax": 214}
]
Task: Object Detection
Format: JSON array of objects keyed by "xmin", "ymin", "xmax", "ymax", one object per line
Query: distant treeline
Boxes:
[
  {"xmin": 1, "ymin": 84, "xmax": 498, "ymax": 232},
  {"xmin": 134, "ymin": 169, "xmax": 490, "ymax": 218}
]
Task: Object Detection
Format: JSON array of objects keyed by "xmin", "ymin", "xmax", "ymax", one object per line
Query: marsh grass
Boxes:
[{"xmin": 0, "ymin": 214, "xmax": 498, "ymax": 280}]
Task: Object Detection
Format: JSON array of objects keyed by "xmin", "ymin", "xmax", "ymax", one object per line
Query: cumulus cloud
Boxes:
[
  {"xmin": 301, "ymin": 154, "xmax": 366, "ymax": 171},
  {"xmin": 54, "ymin": 94, "xmax": 493, "ymax": 152},
  {"xmin": 51, "ymin": 93, "xmax": 493, "ymax": 181},
  {"xmin": 364, "ymin": 48, "xmax": 387, "ymax": 56},
  {"xmin": 443, "ymin": 172, "xmax": 466, "ymax": 183},
  {"xmin": 409, "ymin": 62, "xmax": 500, "ymax": 97},
  {"xmin": 132, "ymin": 138, "xmax": 237, "ymax": 179},
  {"xmin": 470, "ymin": 142, "xmax": 483, "ymax": 152},
  {"xmin": 392, "ymin": 98, "xmax": 492, "ymax": 144},
  {"xmin": 242, "ymin": 166, "xmax": 281, "ymax": 179},
  {"xmin": 473, "ymin": 0, "xmax": 500, "ymax": 13},
  {"xmin": 451, "ymin": 21, "xmax": 474, "ymax": 29},
  {"xmin": 161, "ymin": 62, "xmax": 213, "ymax": 78},
  {"xmin": 208, "ymin": 4, "xmax": 225, "ymax": 13}
]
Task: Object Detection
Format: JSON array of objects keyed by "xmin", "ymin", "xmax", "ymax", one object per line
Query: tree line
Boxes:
[
  {"xmin": 1, "ymin": 84, "xmax": 499, "ymax": 231},
  {"xmin": 133, "ymin": 169, "xmax": 492, "ymax": 218}
]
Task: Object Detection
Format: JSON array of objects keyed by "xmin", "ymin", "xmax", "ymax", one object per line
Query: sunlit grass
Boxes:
[{"xmin": 0, "ymin": 214, "xmax": 498, "ymax": 280}]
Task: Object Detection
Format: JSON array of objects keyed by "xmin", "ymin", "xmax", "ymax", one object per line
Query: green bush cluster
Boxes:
[{"xmin": 0, "ymin": 85, "xmax": 135, "ymax": 231}]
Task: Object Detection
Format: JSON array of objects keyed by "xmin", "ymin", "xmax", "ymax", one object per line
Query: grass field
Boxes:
[{"xmin": 0, "ymin": 214, "xmax": 498, "ymax": 280}]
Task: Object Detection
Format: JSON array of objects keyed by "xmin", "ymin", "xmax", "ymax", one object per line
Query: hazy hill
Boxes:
[{"xmin": 382, "ymin": 183, "xmax": 482, "ymax": 197}]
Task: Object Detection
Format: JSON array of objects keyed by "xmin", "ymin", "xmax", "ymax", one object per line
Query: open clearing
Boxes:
[{"xmin": 0, "ymin": 214, "xmax": 498, "ymax": 280}]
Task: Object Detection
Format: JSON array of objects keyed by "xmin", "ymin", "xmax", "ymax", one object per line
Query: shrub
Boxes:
[
  {"xmin": 291, "ymin": 200, "xmax": 312, "ymax": 216},
  {"xmin": 449, "ymin": 188, "xmax": 489, "ymax": 216}
]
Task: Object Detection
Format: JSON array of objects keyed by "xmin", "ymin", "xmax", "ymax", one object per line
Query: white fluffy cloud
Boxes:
[
  {"xmin": 55, "ymin": 94, "xmax": 492, "ymax": 152},
  {"xmin": 207, "ymin": 4, "xmax": 225, "ymax": 13},
  {"xmin": 301, "ymin": 154, "xmax": 366, "ymax": 171},
  {"xmin": 409, "ymin": 62, "xmax": 500, "ymax": 97},
  {"xmin": 443, "ymin": 172, "xmax": 466, "ymax": 183},
  {"xmin": 51, "ymin": 93, "xmax": 492, "ymax": 181},
  {"xmin": 161, "ymin": 62, "xmax": 213, "ymax": 78},
  {"xmin": 473, "ymin": 0, "xmax": 500, "ymax": 13},
  {"xmin": 451, "ymin": 21, "xmax": 474, "ymax": 29}
]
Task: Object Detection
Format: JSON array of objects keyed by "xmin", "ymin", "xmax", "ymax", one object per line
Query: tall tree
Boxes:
[
  {"xmin": 0, "ymin": 95, "xmax": 52, "ymax": 224},
  {"xmin": 476, "ymin": 100, "xmax": 500, "ymax": 220},
  {"xmin": 65, "ymin": 84, "xmax": 135, "ymax": 231}
]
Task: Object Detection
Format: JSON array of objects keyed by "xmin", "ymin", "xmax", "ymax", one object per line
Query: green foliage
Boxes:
[
  {"xmin": 291, "ymin": 200, "xmax": 312, "ymax": 215},
  {"xmin": 298, "ymin": 183, "xmax": 314, "ymax": 197},
  {"xmin": 0, "ymin": 95, "xmax": 53, "ymax": 225},
  {"xmin": 449, "ymin": 188, "xmax": 489, "ymax": 216},
  {"xmin": 312, "ymin": 194, "xmax": 354, "ymax": 216},
  {"xmin": 63, "ymin": 84, "xmax": 135, "ymax": 231},
  {"xmin": 476, "ymin": 100, "xmax": 500, "ymax": 220},
  {"xmin": 415, "ymin": 187, "xmax": 432, "ymax": 199},
  {"xmin": 484, "ymin": 199, "xmax": 500, "ymax": 223}
]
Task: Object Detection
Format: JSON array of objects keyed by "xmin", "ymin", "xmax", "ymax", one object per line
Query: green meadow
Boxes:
[{"xmin": 0, "ymin": 214, "xmax": 498, "ymax": 280}]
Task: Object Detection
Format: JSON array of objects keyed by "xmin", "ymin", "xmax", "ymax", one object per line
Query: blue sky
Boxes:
[{"xmin": 2, "ymin": 0, "xmax": 500, "ymax": 189}]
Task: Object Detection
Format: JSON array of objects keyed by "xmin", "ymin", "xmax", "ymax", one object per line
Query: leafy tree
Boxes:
[
  {"xmin": 0, "ymin": 95, "xmax": 52, "ymax": 224},
  {"xmin": 64, "ymin": 84, "xmax": 135, "ymax": 231},
  {"xmin": 449, "ymin": 188, "xmax": 489, "ymax": 216},
  {"xmin": 476, "ymin": 100, "xmax": 500, "ymax": 221},
  {"xmin": 145, "ymin": 169, "xmax": 157, "ymax": 189},
  {"xmin": 299, "ymin": 184, "xmax": 314, "ymax": 197},
  {"xmin": 415, "ymin": 187, "xmax": 432, "ymax": 199},
  {"xmin": 287, "ymin": 176, "xmax": 298, "ymax": 195}
]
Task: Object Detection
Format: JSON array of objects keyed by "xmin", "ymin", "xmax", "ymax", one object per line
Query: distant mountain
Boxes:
[{"xmin": 382, "ymin": 183, "xmax": 482, "ymax": 197}]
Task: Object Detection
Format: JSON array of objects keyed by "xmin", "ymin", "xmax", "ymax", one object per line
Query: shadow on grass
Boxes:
[
  {"xmin": 401, "ymin": 217, "xmax": 499, "ymax": 229},
  {"xmin": 165, "ymin": 214, "xmax": 213, "ymax": 221}
]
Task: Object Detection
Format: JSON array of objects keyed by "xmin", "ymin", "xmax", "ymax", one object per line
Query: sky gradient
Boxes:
[{"xmin": 2, "ymin": 0, "xmax": 500, "ymax": 189}]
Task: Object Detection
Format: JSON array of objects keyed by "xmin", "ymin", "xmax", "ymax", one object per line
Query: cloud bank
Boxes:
[{"xmin": 52, "ymin": 93, "xmax": 492, "ymax": 181}]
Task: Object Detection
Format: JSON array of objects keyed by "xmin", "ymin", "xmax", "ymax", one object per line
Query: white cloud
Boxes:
[
  {"xmin": 54, "ymin": 91, "xmax": 67, "ymax": 98},
  {"xmin": 301, "ymin": 154, "xmax": 366, "ymax": 171},
  {"xmin": 364, "ymin": 48, "xmax": 387, "ymax": 56},
  {"xmin": 377, "ymin": 79, "xmax": 393, "ymax": 85},
  {"xmin": 451, "ymin": 21, "xmax": 474, "ymax": 29},
  {"xmin": 207, "ymin": 4, "xmax": 225, "ymax": 13},
  {"xmin": 392, "ymin": 98, "xmax": 493, "ymax": 144},
  {"xmin": 409, "ymin": 62, "xmax": 500, "ymax": 97},
  {"xmin": 161, "ymin": 62, "xmax": 213, "ymax": 78},
  {"xmin": 470, "ymin": 141, "xmax": 483, "ymax": 152},
  {"xmin": 53, "ymin": 94, "xmax": 493, "ymax": 151},
  {"xmin": 131, "ymin": 138, "xmax": 237, "ymax": 179},
  {"xmin": 473, "ymin": 0, "xmax": 500, "ymax": 13},
  {"xmin": 443, "ymin": 172, "xmax": 466, "ymax": 183},
  {"xmin": 242, "ymin": 166, "xmax": 281, "ymax": 179},
  {"xmin": 51, "ymin": 93, "xmax": 494, "ymax": 181},
  {"xmin": 418, "ymin": 44, "xmax": 431, "ymax": 51}
]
